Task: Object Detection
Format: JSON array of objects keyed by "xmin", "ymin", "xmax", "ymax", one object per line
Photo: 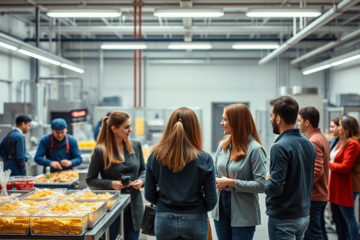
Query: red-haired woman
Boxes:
[
  {"xmin": 212, "ymin": 103, "xmax": 266, "ymax": 240},
  {"xmin": 145, "ymin": 107, "xmax": 217, "ymax": 240},
  {"xmin": 329, "ymin": 116, "xmax": 360, "ymax": 240},
  {"xmin": 86, "ymin": 112, "xmax": 145, "ymax": 240}
]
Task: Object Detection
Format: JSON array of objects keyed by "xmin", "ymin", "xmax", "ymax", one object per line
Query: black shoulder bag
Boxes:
[{"xmin": 141, "ymin": 204, "xmax": 156, "ymax": 236}]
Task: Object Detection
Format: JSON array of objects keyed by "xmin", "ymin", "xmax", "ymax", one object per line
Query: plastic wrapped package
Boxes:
[
  {"xmin": 21, "ymin": 188, "xmax": 65, "ymax": 200},
  {"xmin": 0, "ymin": 199, "xmax": 55, "ymax": 214},
  {"xmin": 30, "ymin": 210, "xmax": 88, "ymax": 235},
  {"xmin": 0, "ymin": 210, "xmax": 31, "ymax": 235},
  {"xmin": 66, "ymin": 189, "xmax": 120, "ymax": 211},
  {"xmin": 0, "ymin": 193, "xmax": 21, "ymax": 203},
  {"xmin": 68, "ymin": 201, "xmax": 107, "ymax": 228}
]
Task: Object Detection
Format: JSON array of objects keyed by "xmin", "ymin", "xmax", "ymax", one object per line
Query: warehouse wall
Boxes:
[
  {"xmin": 329, "ymin": 59, "xmax": 360, "ymax": 105},
  {"xmin": 64, "ymin": 59, "xmax": 323, "ymax": 151},
  {"xmin": 0, "ymin": 14, "xmax": 60, "ymax": 123}
]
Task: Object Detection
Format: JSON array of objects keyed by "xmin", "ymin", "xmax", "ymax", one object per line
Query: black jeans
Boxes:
[{"xmin": 304, "ymin": 201, "xmax": 328, "ymax": 240}]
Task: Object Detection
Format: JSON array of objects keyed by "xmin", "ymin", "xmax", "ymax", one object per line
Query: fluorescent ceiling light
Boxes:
[
  {"xmin": 47, "ymin": 9, "xmax": 121, "ymax": 18},
  {"xmin": 232, "ymin": 42, "xmax": 279, "ymax": 49},
  {"xmin": 331, "ymin": 54, "xmax": 360, "ymax": 66},
  {"xmin": 101, "ymin": 43, "xmax": 148, "ymax": 49},
  {"xmin": 246, "ymin": 9, "xmax": 321, "ymax": 18},
  {"xmin": 303, "ymin": 64, "xmax": 331, "ymax": 75},
  {"xmin": 18, "ymin": 49, "xmax": 61, "ymax": 66},
  {"xmin": 61, "ymin": 63, "xmax": 84, "ymax": 73},
  {"xmin": 154, "ymin": 9, "xmax": 224, "ymax": 18},
  {"xmin": 168, "ymin": 43, "xmax": 212, "ymax": 49},
  {"xmin": 0, "ymin": 41, "xmax": 18, "ymax": 51}
]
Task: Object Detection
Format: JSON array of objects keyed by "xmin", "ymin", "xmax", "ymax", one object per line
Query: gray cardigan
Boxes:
[
  {"xmin": 86, "ymin": 140, "xmax": 145, "ymax": 231},
  {"xmin": 212, "ymin": 140, "xmax": 267, "ymax": 227}
]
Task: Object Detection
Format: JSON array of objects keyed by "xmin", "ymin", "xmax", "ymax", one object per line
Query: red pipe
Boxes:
[
  {"xmin": 138, "ymin": 1, "xmax": 142, "ymax": 108},
  {"xmin": 133, "ymin": 0, "xmax": 137, "ymax": 108}
]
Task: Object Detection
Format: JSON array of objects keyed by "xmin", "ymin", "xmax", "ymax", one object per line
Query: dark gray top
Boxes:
[{"xmin": 86, "ymin": 140, "xmax": 145, "ymax": 231}]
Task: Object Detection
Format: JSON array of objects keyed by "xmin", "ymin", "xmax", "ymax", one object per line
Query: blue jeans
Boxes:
[
  {"xmin": 304, "ymin": 201, "xmax": 328, "ymax": 240},
  {"xmin": 155, "ymin": 212, "xmax": 208, "ymax": 240},
  {"xmin": 110, "ymin": 204, "xmax": 140, "ymax": 240},
  {"xmin": 268, "ymin": 216, "xmax": 310, "ymax": 240},
  {"xmin": 331, "ymin": 201, "xmax": 359, "ymax": 240},
  {"xmin": 213, "ymin": 191, "xmax": 256, "ymax": 240}
]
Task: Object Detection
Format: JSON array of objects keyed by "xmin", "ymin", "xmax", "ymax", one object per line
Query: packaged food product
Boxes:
[
  {"xmin": 35, "ymin": 170, "xmax": 79, "ymax": 183},
  {"xmin": 0, "ymin": 178, "xmax": 14, "ymax": 190},
  {"xmin": 24, "ymin": 188, "xmax": 64, "ymax": 199},
  {"xmin": 0, "ymin": 210, "xmax": 31, "ymax": 234},
  {"xmin": 0, "ymin": 193, "xmax": 21, "ymax": 202},
  {"xmin": 31, "ymin": 210, "xmax": 88, "ymax": 235},
  {"xmin": 13, "ymin": 176, "xmax": 35, "ymax": 190}
]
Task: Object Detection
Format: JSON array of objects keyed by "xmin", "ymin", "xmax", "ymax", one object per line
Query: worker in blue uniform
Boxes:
[
  {"xmin": 94, "ymin": 112, "xmax": 111, "ymax": 141},
  {"xmin": 0, "ymin": 115, "xmax": 32, "ymax": 176},
  {"xmin": 35, "ymin": 118, "xmax": 82, "ymax": 173}
]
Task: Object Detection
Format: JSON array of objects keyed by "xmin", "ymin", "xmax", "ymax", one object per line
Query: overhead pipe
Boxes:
[
  {"xmin": 258, "ymin": 0, "xmax": 359, "ymax": 65},
  {"xmin": 139, "ymin": 0, "xmax": 142, "ymax": 108},
  {"xmin": 24, "ymin": 37, "xmax": 338, "ymax": 42},
  {"xmin": 34, "ymin": 6, "xmax": 40, "ymax": 116},
  {"xmin": 134, "ymin": 0, "xmax": 137, "ymax": 108},
  {"xmin": 291, "ymin": 27, "xmax": 360, "ymax": 65}
]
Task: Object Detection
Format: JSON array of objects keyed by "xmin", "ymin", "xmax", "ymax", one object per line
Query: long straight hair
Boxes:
[
  {"xmin": 92, "ymin": 111, "xmax": 135, "ymax": 169},
  {"xmin": 339, "ymin": 116, "xmax": 360, "ymax": 149},
  {"xmin": 151, "ymin": 107, "xmax": 203, "ymax": 172},
  {"xmin": 220, "ymin": 104, "xmax": 262, "ymax": 161}
]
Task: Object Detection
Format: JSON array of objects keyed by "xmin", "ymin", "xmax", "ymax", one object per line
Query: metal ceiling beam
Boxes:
[
  {"xmin": 342, "ymin": 13, "xmax": 360, "ymax": 25},
  {"xmin": 101, "ymin": 17, "xmax": 123, "ymax": 38},
  {"xmin": 291, "ymin": 27, "xmax": 360, "ymax": 65},
  {"xmin": 258, "ymin": 0, "xmax": 359, "ymax": 65}
]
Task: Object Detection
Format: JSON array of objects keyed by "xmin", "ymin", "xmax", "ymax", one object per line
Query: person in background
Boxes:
[
  {"xmin": 329, "ymin": 116, "xmax": 360, "ymax": 240},
  {"xmin": 298, "ymin": 107, "xmax": 330, "ymax": 240},
  {"xmin": 265, "ymin": 96, "xmax": 316, "ymax": 240},
  {"xmin": 212, "ymin": 103, "xmax": 266, "ymax": 240},
  {"xmin": 35, "ymin": 118, "xmax": 82, "ymax": 173},
  {"xmin": 87, "ymin": 112, "xmax": 145, "ymax": 240},
  {"xmin": 330, "ymin": 117, "xmax": 340, "ymax": 151},
  {"xmin": 0, "ymin": 115, "xmax": 32, "ymax": 176},
  {"xmin": 94, "ymin": 112, "xmax": 112, "ymax": 141},
  {"xmin": 145, "ymin": 107, "xmax": 217, "ymax": 240}
]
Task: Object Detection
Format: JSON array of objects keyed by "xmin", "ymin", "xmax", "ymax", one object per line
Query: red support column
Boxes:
[{"xmin": 133, "ymin": 0, "xmax": 137, "ymax": 108}]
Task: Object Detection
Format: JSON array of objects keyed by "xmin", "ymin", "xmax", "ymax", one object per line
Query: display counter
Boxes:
[{"xmin": 0, "ymin": 192, "xmax": 130, "ymax": 240}]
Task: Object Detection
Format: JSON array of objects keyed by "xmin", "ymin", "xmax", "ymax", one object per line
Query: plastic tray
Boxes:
[
  {"xmin": 20, "ymin": 189, "xmax": 65, "ymax": 200},
  {"xmin": 71, "ymin": 201, "xmax": 107, "ymax": 228},
  {"xmin": 30, "ymin": 210, "xmax": 88, "ymax": 236},
  {"xmin": 66, "ymin": 190, "xmax": 121, "ymax": 211},
  {"xmin": 0, "ymin": 193, "xmax": 22, "ymax": 204},
  {"xmin": 0, "ymin": 210, "xmax": 32, "ymax": 235}
]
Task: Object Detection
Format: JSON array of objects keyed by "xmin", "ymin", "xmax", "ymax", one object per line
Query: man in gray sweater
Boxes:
[{"xmin": 265, "ymin": 96, "xmax": 316, "ymax": 240}]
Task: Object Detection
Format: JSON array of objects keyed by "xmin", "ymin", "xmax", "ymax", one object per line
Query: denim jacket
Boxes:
[{"xmin": 212, "ymin": 140, "xmax": 267, "ymax": 227}]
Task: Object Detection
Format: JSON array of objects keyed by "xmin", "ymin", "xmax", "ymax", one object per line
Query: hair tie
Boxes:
[{"xmin": 178, "ymin": 119, "xmax": 183, "ymax": 122}]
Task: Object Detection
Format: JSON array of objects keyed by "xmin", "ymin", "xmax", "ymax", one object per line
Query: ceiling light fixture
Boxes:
[
  {"xmin": 154, "ymin": 9, "xmax": 224, "ymax": 18},
  {"xmin": 47, "ymin": 9, "xmax": 121, "ymax": 18},
  {"xmin": 302, "ymin": 49, "xmax": 360, "ymax": 75},
  {"xmin": 232, "ymin": 42, "xmax": 279, "ymax": 49},
  {"xmin": 0, "ymin": 41, "xmax": 18, "ymax": 51},
  {"xmin": 168, "ymin": 43, "xmax": 212, "ymax": 49},
  {"xmin": 101, "ymin": 43, "xmax": 148, "ymax": 49},
  {"xmin": 60, "ymin": 63, "xmax": 85, "ymax": 73},
  {"xmin": 18, "ymin": 49, "xmax": 61, "ymax": 66},
  {"xmin": 246, "ymin": 9, "xmax": 321, "ymax": 18}
]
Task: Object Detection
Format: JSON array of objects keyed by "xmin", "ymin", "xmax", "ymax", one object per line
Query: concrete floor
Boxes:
[{"xmin": 146, "ymin": 192, "xmax": 338, "ymax": 240}]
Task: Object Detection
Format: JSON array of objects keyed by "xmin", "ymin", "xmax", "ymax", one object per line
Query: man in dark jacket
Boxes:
[
  {"xmin": 0, "ymin": 115, "xmax": 32, "ymax": 176},
  {"xmin": 265, "ymin": 96, "xmax": 316, "ymax": 240}
]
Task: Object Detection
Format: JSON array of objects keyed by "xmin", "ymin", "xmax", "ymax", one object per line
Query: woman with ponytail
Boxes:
[
  {"xmin": 145, "ymin": 107, "xmax": 217, "ymax": 240},
  {"xmin": 212, "ymin": 104, "xmax": 266, "ymax": 240},
  {"xmin": 86, "ymin": 112, "xmax": 145, "ymax": 240}
]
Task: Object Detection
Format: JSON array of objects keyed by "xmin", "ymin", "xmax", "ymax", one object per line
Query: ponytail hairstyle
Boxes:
[
  {"xmin": 92, "ymin": 111, "xmax": 135, "ymax": 169},
  {"xmin": 220, "ymin": 104, "xmax": 262, "ymax": 161},
  {"xmin": 151, "ymin": 107, "xmax": 203, "ymax": 172}
]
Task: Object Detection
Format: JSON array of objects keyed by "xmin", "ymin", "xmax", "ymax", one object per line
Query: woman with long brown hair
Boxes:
[
  {"xmin": 145, "ymin": 107, "xmax": 217, "ymax": 240},
  {"xmin": 329, "ymin": 116, "xmax": 360, "ymax": 240},
  {"xmin": 86, "ymin": 111, "xmax": 145, "ymax": 240},
  {"xmin": 212, "ymin": 103, "xmax": 266, "ymax": 240}
]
